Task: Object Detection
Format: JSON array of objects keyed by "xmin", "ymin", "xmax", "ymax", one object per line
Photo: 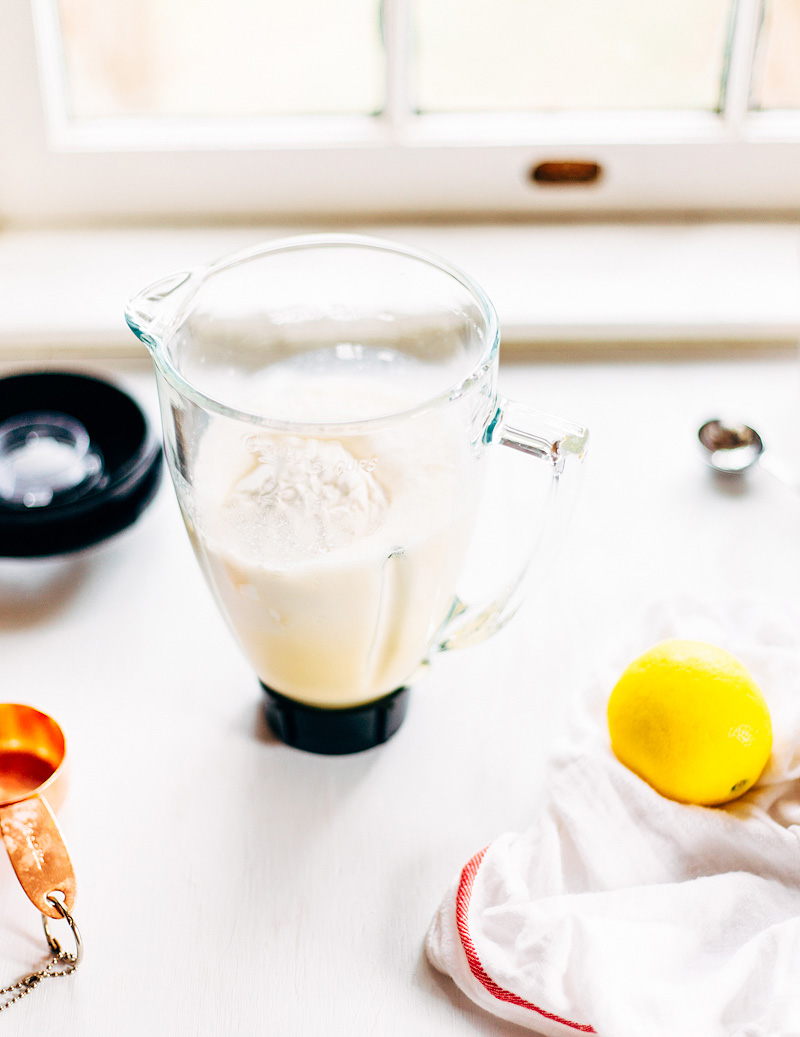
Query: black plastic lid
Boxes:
[
  {"xmin": 262, "ymin": 683, "xmax": 410, "ymax": 754},
  {"xmin": 0, "ymin": 371, "xmax": 163, "ymax": 557}
]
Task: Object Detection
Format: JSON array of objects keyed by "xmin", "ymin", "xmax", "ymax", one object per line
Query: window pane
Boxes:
[
  {"xmin": 414, "ymin": 0, "xmax": 732, "ymax": 112},
  {"xmin": 54, "ymin": 0, "xmax": 383, "ymax": 118},
  {"xmin": 752, "ymin": 0, "xmax": 800, "ymax": 109}
]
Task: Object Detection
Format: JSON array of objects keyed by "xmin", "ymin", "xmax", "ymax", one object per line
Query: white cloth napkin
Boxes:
[{"xmin": 426, "ymin": 598, "xmax": 800, "ymax": 1037}]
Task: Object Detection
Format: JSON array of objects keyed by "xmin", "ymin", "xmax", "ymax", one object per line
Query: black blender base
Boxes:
[{"xmin": 261, "ymin": 683, "xmax": 410, "ymax": 755}]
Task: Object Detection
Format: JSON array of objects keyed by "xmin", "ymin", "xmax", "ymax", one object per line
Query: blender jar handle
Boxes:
[{"xmin": 437, "ymin": 396, "xmax": 588, "ymax": 653}]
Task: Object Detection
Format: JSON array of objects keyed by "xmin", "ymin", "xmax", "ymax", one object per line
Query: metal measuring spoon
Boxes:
[
  {"xmin": 698, "ymin": 419, "xmax": 796, "ymax": 489},
  {"xmin": 0, "ymin": 704, "xmax": 76, "ymax": 919}
]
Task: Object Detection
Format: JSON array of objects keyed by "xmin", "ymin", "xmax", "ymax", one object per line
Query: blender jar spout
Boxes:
[{"xmin": 125, "ymin": 269, "xmax": 195, "ymax": 350}]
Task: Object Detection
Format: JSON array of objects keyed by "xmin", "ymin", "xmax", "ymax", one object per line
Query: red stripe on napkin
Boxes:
[{"xmin": 455, "ymin": 847, "xmax": 596, "ymax": 1034}]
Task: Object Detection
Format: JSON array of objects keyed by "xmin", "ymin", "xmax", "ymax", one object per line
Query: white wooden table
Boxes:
[{"xmin": 0, "ymin": 351, "xmax": 798, "ymax": 1036}]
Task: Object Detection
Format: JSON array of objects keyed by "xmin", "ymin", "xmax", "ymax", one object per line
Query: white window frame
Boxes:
[{"xmin": 2, "ymin": 0, "xmax": 800, "ymax": 226}]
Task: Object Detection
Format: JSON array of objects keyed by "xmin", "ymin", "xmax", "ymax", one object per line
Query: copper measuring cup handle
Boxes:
[
  {"xmin": 0, "ymin": 797, "xmax": 76, "ymax": 918},
  {"xmin": 0, "ymin": 704, "xmax": 76, "ymax": 920}
]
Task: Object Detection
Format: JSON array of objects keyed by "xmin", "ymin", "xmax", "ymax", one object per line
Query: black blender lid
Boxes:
[{"xmin": 0, "ymin": 371, "xmax": 163, "ymax": 557}]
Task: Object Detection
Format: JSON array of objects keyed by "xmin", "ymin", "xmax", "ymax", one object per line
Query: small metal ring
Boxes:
[{"xmin": 41, "ymin": 893, "xmax": 83, "ymax": 966}]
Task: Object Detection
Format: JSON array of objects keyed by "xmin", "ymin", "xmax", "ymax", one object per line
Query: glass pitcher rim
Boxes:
[{"xmin": 134, "ymin": 232, "xmax": 501, "ymax": 434}]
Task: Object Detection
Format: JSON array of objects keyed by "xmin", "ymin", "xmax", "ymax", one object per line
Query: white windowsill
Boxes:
[{"xmin": 1, "ymin": 220, "xmax": 799, "ymax": 360}]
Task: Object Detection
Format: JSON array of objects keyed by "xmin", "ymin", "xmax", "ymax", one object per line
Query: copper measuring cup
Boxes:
[{"xmin": 0, "ymin": 704, "xmax": 76, "ymax": 922}]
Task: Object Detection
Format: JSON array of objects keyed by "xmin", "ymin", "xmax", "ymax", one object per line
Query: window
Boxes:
[
  {"xmin": 751, "ymin": 0, "xmax": 800, "ymax": 108},
  {"xmin": 1, "ymin": 0, "xmax": 800, "ymax": 225},
  {"xmin": 414, "ymin": 0, "xmax": 730, "ymax": 113}
]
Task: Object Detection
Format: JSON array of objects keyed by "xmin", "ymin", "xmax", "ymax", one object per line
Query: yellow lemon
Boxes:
[{"xmin": 607, "ymin": 639, "xmax": 772, "ymax": 806}]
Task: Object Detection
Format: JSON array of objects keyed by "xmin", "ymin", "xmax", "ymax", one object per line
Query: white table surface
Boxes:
[{"xmin": 0, "ymin": 350, "xmax": 799, "ymax": 1036}]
